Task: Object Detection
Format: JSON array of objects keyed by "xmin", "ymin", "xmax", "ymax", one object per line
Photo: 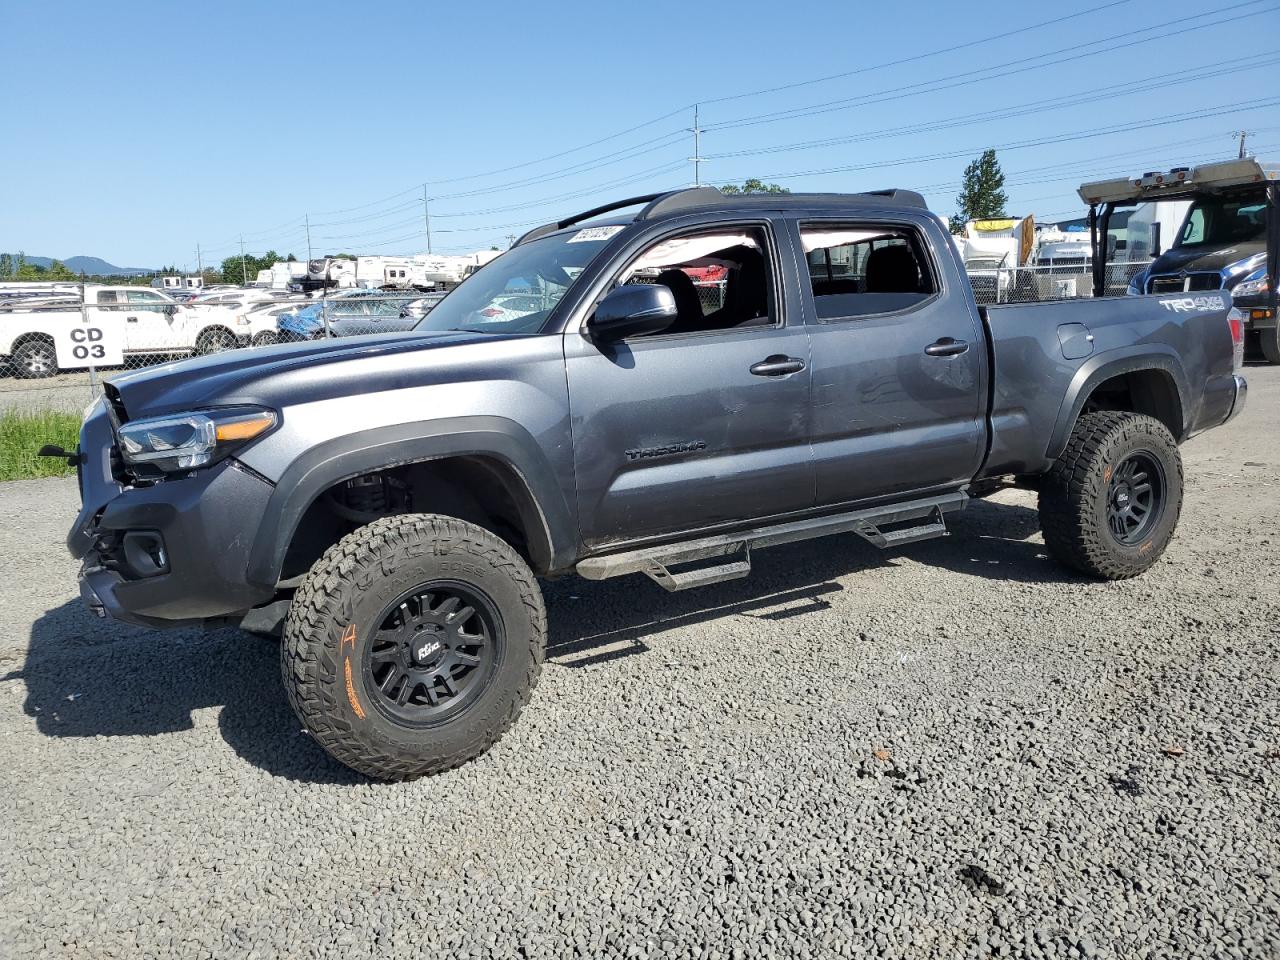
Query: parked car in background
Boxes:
[
  {"xmin": 399, "ymin": 293, "xmax": 447, "ymax": 320},
  {"xmin": 276, "ymin": 292, "xmax": 418, "ymax": 341},
  {"xmin": 0, "ymin": 285, "xmax": 249, "ymax": 376}
]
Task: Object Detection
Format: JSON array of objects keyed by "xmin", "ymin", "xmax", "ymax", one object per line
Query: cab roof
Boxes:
[{"xmin": 515, "ymin": 186, "xmax": 929, "ymax": 245}]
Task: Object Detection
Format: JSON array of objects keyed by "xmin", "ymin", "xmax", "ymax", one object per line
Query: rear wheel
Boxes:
[
  {"xmin": 11, "ymin": 338, "xmax": 58, "ymax": 379},
  {"xmin": 282, "ymin": 514, "xmax": 545, "ymax": 780},
  {"xmin": 1039, "ymin": 411, "xmax": 1183, "ymax": 580},
  {"xmin": 1259, "ymin": 326, "xmax": 1280, "ymax": 365},
  {"xmin": 196, "ymin": 327, "xmax": 236, "ymax": 355}
]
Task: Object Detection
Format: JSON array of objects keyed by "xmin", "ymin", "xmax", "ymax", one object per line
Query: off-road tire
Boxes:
[
  {"xmin": 282, "ymin": 514, "xmax": 545, "ymax": 780},
  {"xmin": 11, "ymin": 338, "xmax": 58, "ymax": 379},
  {"xmin": 1039, "ymin": 411, "xmax": 1183, "ymax": 580}
]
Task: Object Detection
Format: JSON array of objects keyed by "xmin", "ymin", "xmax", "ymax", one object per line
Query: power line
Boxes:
[
  {"xmin": 704, "ymin": 52, "xmax": 1280, "ymax": 161},
  {"xmin": 704, "ymin": 0, "xmax": 1277, "ymax": 132},
  {"xmin": 220, "ymin": 0, "xmax": 1173, "ymax": 238},
  {"xmin": 713, "ymin": 99, "xmax": 1280, "ymax": 184},
  {"xmin": 698, "ymin": 0, "xmax": 1140, "ymax": 107}
]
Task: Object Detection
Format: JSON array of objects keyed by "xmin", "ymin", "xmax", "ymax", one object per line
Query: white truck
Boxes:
[{"xmin": 0, "ymin": 285, "xmax": 270, "ymax": 378}]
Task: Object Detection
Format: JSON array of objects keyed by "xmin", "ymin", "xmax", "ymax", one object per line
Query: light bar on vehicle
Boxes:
[{"xmin": 1078, "ymin": 157, "xmax": 1280, "ymax": 205}]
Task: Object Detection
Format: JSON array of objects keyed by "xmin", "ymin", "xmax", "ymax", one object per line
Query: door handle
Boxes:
[
  {"xmin": 749, "ymin": 355, "xmax": 806, "ymax": 377},
  {"xmin": 126, "ymin": 315, "xmax": 139, "ymax": 323},
  {"xmin": 924, "ymin": 337, "xmax": 968, "ymax": 357}
]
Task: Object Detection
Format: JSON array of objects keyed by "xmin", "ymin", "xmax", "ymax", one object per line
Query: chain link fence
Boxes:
[{"xmin": 966, "ymin": 260, "xmax": 1152, "ymax": 306}]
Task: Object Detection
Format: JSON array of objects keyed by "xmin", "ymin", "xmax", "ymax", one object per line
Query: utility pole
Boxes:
[
  {"xmin": 422, "ymin": 185, "xmax": 433, "ymax": 254},
  {"xmin": 195, "ymin": 243, "xmax": 202, "ymax": 278},
  {"xmin": 689, "ymin": 104, "xmax": 705, "ymax": 187},
  {"xmin": 1235, "ymin": 130, "xmax": 1252, "ymax": 159},
  {"xmin": 239, "ymin": 235, "xmax": 248, "ymax": 285},
  {"xmin": 305, "ymin": 214, "xmax": 313, "ymax": 263},
  {"xmin": 505, "ymin": 233, "xmax": 517, "ymax": 248}
]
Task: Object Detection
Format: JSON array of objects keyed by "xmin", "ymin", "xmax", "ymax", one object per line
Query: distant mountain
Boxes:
[{"xmin": 4, "ymin": 254, "xmax": 154, "ymax": 276}]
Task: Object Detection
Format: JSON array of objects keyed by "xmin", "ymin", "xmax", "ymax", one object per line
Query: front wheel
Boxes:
[
  {"xmin": 1038, "ymin": 411, "xmax": 1183, "ymax": 580},
  {"xmin": 282, "ymin": 515, "xmax": 546, "ymax": 780}
]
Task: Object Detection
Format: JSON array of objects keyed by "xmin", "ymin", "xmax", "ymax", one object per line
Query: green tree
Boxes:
[
  {"xmin": 219, "ymin": 249, "xmax": 295, "ymax": 284},
  {"xmin": 952, "ymin": 149, "xmax": 1008, "ymax": 233},
  {"xmin": 720, "ymin": 178, "xmax": 790, "ymax": 195},
  {"xmin": 14, "ymin": 258, "xmax": 77, "ymax": 281}
]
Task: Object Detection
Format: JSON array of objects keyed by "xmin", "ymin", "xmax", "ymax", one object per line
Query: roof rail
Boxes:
[
  {"xmin": 637, "ymin": 187, "xmax": 728, "ymax": 220},
  {"xmin": 514, "ymin": 193, "xmax": 668, "ymax": 246}
]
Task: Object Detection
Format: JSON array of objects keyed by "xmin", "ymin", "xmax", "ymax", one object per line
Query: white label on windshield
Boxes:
[{"xmin": 568, "ymin": 225, "xmax": 624, "ymax": 243}]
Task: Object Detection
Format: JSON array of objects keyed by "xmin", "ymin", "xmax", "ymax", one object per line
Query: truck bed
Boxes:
[{"xmin": 978, "ymin": 293, "xmax": 1240, "ymax": 479}]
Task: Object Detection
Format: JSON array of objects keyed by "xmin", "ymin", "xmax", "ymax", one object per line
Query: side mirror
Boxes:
[
  {"xmin": 587, "ymin": 283, "xmax": 676, "ymax": 342},
  {"xmin": 165, "ymin": 304, "xmax": 179, "ymax": 316}
]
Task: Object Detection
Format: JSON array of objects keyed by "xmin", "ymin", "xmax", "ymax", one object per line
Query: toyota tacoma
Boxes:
[{"xmin": 66, "ymin": 187, "xmax": 1248, "ymax": 780}]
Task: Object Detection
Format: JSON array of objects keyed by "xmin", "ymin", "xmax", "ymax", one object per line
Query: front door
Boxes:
[
  {"xmin": 795, "ymin": 219, "xmax": 987, "ymax": 505},
  {"xmin": 566, "ymin": 223, "xmax": 815, "ymax": 549},
  {"xmin": 120, "ymin": 289, "xmax": 181, "ymax": 352}
]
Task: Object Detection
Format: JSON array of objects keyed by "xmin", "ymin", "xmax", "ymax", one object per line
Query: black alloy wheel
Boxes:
[
  {"xmin": 363, "ymin": 581, "xmax": 502, "ymax": 727},
  {"xmin": 1105, "ymin": 451, "xmax": 1164, "ymax": 545}
]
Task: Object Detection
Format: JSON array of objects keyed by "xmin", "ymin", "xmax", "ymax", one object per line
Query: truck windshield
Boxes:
[
  {"xmin": 414, "ymin": 226, "xmax": 621, "ymax": 334},
  {"xmin": 1177, "ymin": 195, "xmax": 1266, "ymax": 247}
]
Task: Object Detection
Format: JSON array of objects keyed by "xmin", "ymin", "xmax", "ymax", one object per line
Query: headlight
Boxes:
[
  {"xmin": 117, "ymin": 407, "xmax": 277, "ymax": 475},
  {"xmin": 1232, "ymin": 276, "xmax": 1270, "ymax": 299}
]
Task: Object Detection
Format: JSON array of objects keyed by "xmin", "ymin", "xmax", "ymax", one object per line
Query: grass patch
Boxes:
[{"xmin": 0, "ymin": 409, "xmax": 81, "ymax": 482}]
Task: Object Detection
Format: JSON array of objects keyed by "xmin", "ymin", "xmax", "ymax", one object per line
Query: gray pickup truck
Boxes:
[{"xmin": 65, "ymin": 187, "xmax": 1247, "ymax": 780}]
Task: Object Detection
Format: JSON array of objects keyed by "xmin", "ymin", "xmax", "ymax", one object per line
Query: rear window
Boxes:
[{"xmin": 800, "ymin": 224, "xmax": 936, "ymax": 320}]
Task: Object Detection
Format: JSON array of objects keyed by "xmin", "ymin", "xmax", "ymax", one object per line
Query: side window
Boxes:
[
  {"xmin": 800, "ymin": 223, "xmax": 936, "ymax": 321},
  {"xmin": 613, "ymin": 226, "xmax": 774, "ymax": 336},
  {"xmin": 96, "ymin": 291, "xmax": 118, "ymax": 305},
  {"xmin": 126, "ymin": 290, "xmax": 167, "ymax": 312},
  {"xmin": 1181, "ymin": 207, "xmax": 1205, "ymax": 245}
]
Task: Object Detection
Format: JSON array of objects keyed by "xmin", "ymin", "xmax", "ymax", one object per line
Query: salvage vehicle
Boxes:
[
  {"xmin": 1084, "ymin": 157, "xmax": 1279, "ymax": 361},
  {"xmin": 64, "ymin": 187, "xmax": 1247, "ymax": 780}
]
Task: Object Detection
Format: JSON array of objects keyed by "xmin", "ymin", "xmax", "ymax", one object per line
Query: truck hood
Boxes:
[
  {"xmin": 1147, "ymin": 240, "xmax": 1265, "ymax": 278},
  {"xmin": 106, "ymin": 330, "xmax": 529, "ymax": 419}
]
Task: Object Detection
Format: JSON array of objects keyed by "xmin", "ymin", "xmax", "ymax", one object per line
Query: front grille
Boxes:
[{"xmin": 1147, "ymin": 272, "xmax": 1222, "ymax": 294}]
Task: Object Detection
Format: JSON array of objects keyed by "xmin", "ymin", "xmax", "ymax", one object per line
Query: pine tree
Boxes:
[{"xmin": 952, "ymin": 149, "xmax": 1008, "ymax": 233}]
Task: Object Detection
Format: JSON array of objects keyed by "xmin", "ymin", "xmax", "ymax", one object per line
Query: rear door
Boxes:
[
  {"xmin": 794, "ymin": 217, "xmax": 988, "ymax": 505},
  {"xmin": 565, "ymin": 220, "xmax": 815, "ymax": 548}
]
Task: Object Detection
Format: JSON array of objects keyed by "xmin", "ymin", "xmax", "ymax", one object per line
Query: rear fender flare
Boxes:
[
  {"xmin": 1045, "ymin": 346, "xmax": 1190, "ymax": 461},
  {"xmin": 245, "ymin": 416, "xmax": 575, "ymax": 586}
]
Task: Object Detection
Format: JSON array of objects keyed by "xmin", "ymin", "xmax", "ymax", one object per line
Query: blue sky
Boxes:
[{"xmin": 2, "ymin": 0, "xmax": 1278, "ymax": 268}]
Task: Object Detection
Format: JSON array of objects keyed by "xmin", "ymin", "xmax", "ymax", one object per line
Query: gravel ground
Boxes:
[{"xmin": 1, "ymin": 366, "xmax": 1277, "ymax": 960}]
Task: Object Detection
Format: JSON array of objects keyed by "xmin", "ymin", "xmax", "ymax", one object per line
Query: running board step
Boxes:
[
  {"xmin": 852, "ymin": 506, "xmax": 949, "ymax": 548},
  {"xmin": 643, "ymin": 550, "xmax": 752, "ymax": 592},
  {"xmin": 577, "ymin": 491, "xmax": 968, "ymax": 584}
]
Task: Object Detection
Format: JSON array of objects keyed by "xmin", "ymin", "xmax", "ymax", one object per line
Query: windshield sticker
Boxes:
[{"xmin": 568, "ymin": 225, "xmax": 625, "ymax": 243}]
